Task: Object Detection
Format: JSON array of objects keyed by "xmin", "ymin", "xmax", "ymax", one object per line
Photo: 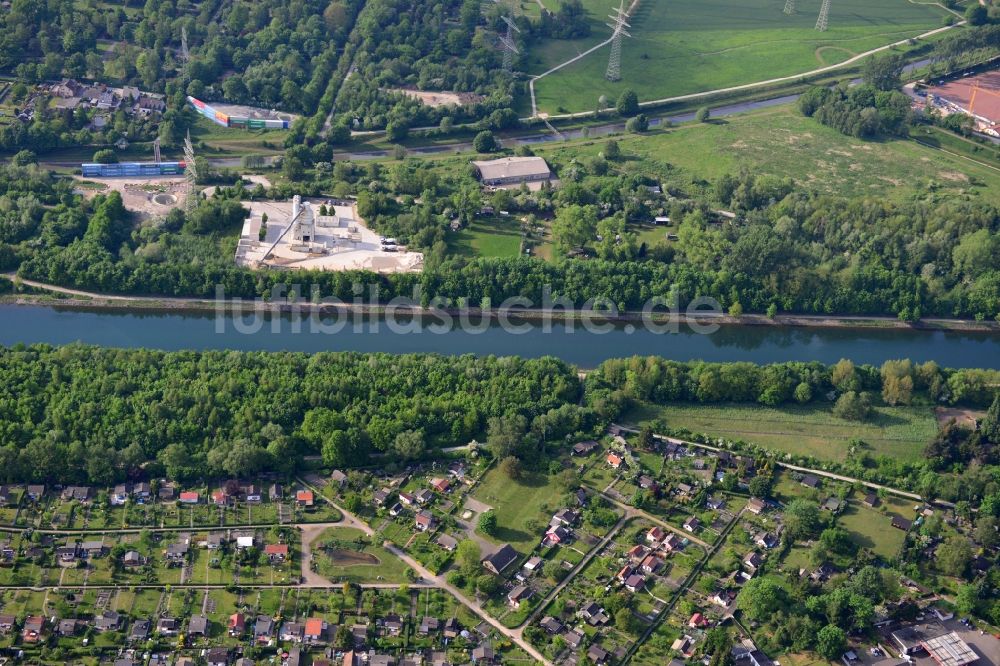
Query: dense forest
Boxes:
[{"xmin": 0, "ymin": 345, "xmax": 582, "ymax": 484}]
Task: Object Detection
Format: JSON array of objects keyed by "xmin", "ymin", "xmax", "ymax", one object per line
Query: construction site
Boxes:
[
  {"xmin": 235, "ymin": 196, "xmax": 424, "ymax": 273},
  {"xmin": 922, "ymin": 70, "xmax": 1000, "ymax": 136}
]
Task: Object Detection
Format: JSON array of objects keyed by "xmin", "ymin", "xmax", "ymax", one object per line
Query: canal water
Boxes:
[{"xmin": 2, "ymin": 304, "xmax": 999, "ymax": 369}]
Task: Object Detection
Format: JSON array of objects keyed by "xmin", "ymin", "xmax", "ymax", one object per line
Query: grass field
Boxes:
[
  {"xmin": 530, "ymin": 0, "xmax": 952, "ymax": 113},
  {"xmin": 627, "ymin": 401, "xmax": 938, "ymax": 462},
  {"xmin": 835, "ymin": 491, "xmax": 915, "ymax": 558},
  {"xmin": 314, "ymin": 527, "xmax": 412, "ymax": 583},
  {"xmin": 446, "ymin": 215, "xmax": 524, "ymax": 258},
  {"xmin": 531, "ymin": 105, "xmax": 1000, "ymax": 203},
  {"xmin": 471, "ymin": 467, "xmax": 564, "ymax": 552}
]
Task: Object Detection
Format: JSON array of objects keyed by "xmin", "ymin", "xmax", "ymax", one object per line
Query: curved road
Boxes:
[{"xmin": 296, "ymin": 478, "xmax": 554, "ymax": 666}]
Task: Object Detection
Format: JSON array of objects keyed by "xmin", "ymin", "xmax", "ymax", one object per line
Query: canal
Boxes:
[{"xmin": 2, "ymin": 304, "xmax": 999, "ymax": 369}]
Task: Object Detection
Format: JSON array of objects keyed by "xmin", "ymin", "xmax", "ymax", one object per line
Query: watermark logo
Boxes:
[{"xmin": 214, "ymin": 283, "xmax": 723, "ymax": 336}]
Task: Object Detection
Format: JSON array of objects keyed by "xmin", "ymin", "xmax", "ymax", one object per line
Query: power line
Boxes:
[
  {"xmin": 605, "ymin": 0, "xmax": 631, "ymax": 82},
  {"xmin": 783, "ymin": 0, "xmax": 795, "ymax": 15}
]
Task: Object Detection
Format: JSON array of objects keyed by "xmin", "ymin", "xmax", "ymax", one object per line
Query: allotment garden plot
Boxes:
[{"xmin": 531, "ymin": 0, "xmax": 950, "ymax": 114}]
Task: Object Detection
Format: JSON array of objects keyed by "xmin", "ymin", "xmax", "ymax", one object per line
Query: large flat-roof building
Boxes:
[
  {"xmin": 921, "ymin": 632, "xmax": 978, "ymax": 666},
  {"xmin": 472, "ymin": 156, "xmax": 552, "ymax": 188}
]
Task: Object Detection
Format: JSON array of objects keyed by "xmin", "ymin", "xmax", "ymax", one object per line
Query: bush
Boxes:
[
  {"xmin": 695, "ymin": 107, "xmax": 711, "ymax": 123},
  {"xmin": 473, "ymin": 130, "xmax": 498, "ymax": 153}
]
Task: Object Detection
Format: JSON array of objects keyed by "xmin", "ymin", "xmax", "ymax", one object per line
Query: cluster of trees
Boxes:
[
  {"xmin": 798, "ymin": 83, "xmax": 912, "ymax": 139},
  {"xmin": 0, "ymin": 345, "xmax": 580, "ymax": 484},
  {"xmin": 586, "ymin": 356, "xmax": 1000, "ymax": 411},
  {"xmin": 0, "ymin": 0, "xmax": 361, "ymax": 118}
]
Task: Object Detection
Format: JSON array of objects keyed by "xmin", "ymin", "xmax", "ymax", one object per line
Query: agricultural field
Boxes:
[
  {"xmin": 531, "ymin": 105, "xmax": 1000, "ymax": 204},
  {"xmin": 530, "ymin": 0, "xmax": 953, "ymax": 113},
  {"xmin": 626, "ymin": 401, "xmax": 938, "ymax": 462}
]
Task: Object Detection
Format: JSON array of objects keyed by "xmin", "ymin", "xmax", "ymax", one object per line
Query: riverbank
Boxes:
[{"xmin": 2, "ymin": 277, "xmax": 999, "ymax": 334}]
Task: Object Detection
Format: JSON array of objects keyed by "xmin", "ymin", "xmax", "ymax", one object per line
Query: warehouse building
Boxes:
[{"xmin": 472, "ymin": 156, "xmax": 552, "ymax": 189}]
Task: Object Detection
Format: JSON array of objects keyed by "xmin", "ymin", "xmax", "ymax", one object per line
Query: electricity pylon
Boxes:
[{"xmin": 606, "ymin": 0, "xmax": 631, "ymax": 82}]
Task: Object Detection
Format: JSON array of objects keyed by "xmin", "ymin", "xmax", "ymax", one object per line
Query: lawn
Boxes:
[
  {"xmin": 835, "ymin": 491, "xmax": 916, "ymax": 559},
  {"xmin": 530, "ymin": 0, "xmax": 952, "ymax": 113},
  {"xmin": 313, "ymin": 527, "xmax": 412, "ymax": 583},
  {"xmin": 532, "ymin": 105, "xmax": 1000, "ymax": 204},
  {"xmin": 471, "ymin": 467, "xmax": 565, "ymax": 552},
  {"xmin": 446, "ymin": 215, "xmax": 524, "ymax": 258},
  {"xmin": 626, "ymin": 401, "xmax": 938, "ymax": 462}
]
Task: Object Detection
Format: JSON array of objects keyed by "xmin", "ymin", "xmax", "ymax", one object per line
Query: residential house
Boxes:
[
  {"xmin": 646, "ymin": 526, "xmax": 666, "ymax": 544},
  {"xmin": 572, "ymin": 440, "xmax": 599, "ymax": 455},
  {"xmin": 675, "ymin": 482, "xmax": 693, "ymax": 497},
  {"xmin": 212, "ymin": 489, "xmax": 228, "ymax": 506},
  {"xmin": 863, "ymin": 492, "xmax": 880, "ymax": 508},
  {"xmin": 552, "ymin": 509, "xmax": 579, "ymax": 526},
  {"xmin": 507, "ymin": 585, "xmax": 532, "ymax": 609},
  {"xmin": 822, "ymin": 497, "xmax": 842, "ymax": 512},
  {"xmin": 22, "ymin": 616, "xmax": 44, "ymax": 643},
  {"xmin": 304, "ymin": 617, "xmax": 328, "ymax": 643},
  {"xmin": 254, "ymin": 615, "xmax": 275, "ymax": 643},
  {"xmin": 542, "ymin": 525, "xmax": 572, "ymax": 547},
  {"xmin": 587, "ymin": 644, "xmax": 610, "ymax": 666},
  {"xmin": 415, "ymin": 489, "xmax": 434, "ymax": 505},
  {"xmin": 627, "ymin": 544, "xmax": 649, "ymax": 562},
  {"xmin": 672, "ymin": 636, "xmax": 693, "ymax": 655},
  {"xmin": 280, "ymin": 621, "xmax": 303, "ymax": 642},
  {"xmin": 689, "ymin": 612, "xmax": 710, "ymax": 628},
  {"xmin": 430, "ymin": 477, "xmax": 450, "ymax": 493},
  {"xmin": 81, "ymin": 540, "xmax": 106, "ymax": 558},
  {"xmin": 800, "ymin": 474, "xmax": 819, "ymax": 488},
  {"xmin": 756, "ymin": 532, "xmax": 779, "ymax": 549},
  {"xmin": 580, "ymin": 602, "xmax": 609, "ymax": 625},
  {"xmin": 228, "ymin": 613, "xmax": 246, "ymax": 637},
  {"xmin": 471, "ymin": 645, "xmax": 496, "ymax": 663},
  {"xmin": 206, "ymin": 533, "xmax": 226, "ymax": 550},
  {"xmin": 296, "ymin": 489, "xmax": 315, "ymax": 507},
  {"xmin": 63, "ymin": 486, "xmax": 93, "ymax": 502},
  {"xmin": 625, "ymin": 573, "xmax": 646, "ymax": 593},
  {"xmin": 264, "ymin": 544, "xmax": 288, "ymax": 563},
  {"xmin": 564, "ymin": 629, "xmax": 585, "ymax": 649},
  {"xmin": 243, "ymin": 484, "xmax": 262, "ymax": 503},
  {"xmin": 130, "ymin": 619, "xmax": 151, "ymax": 641},
  {"xmin": 134, "ymin": 482, "xmax": 151, "ymax": 502},
  {"xmin": 123, "ymin": 550, "xmax": 144, "ymax": 567},
  {"xmin": 684, "ymin": 516, "xmax": 701, "ymax": 532},
  {"xmin": 188, "ymin": 615, "xmax": 209, "ymax": 637},
  {"xmin": 26, "ymin": 485, "xmax": 44, "ymax": 501},
  {"xmin": 398, "ymin": 492, "xmax": 416, "ymax": 506},
  {"xmin": 639, "ymin": 475, "xmax": 660, "ymax": 490},
  {"xmin": 179, "ymin": 491, "xmax": 199, "ymax": 504},
  {"xmin": 540, "ymin": 616, "xmax": 563, "ymax": 634},
  {"xmin": 415, "ymin": 510, "xmax": 436, "ymax": 532},
  {"xmin": 482, "ymin": 544, "xmax": 518, "ymax": 574},
  {"xmin": 663, "ymin": 533, "xmax": 683, "ymax": 552},
  {"xmin": 380, "ymin": 613, "xmax": 403, "ymax": 636},
  {"xmin": 330, "ymin": 470, "xmax": 348, "ymax": 488},
  {"xmin": 418, "ymin": 616, "xmax": 440, "ymax": 635},
  {"xmin": 56, "ymin": 540, "xmax": 80, "ymax": 563},
  {"xmin": 443, "ymin": 618, "xmax": 460, "ymax": 639},
  {"xmin": 522, "ymin": 556, "xmax": 543, "ymax": 574},
  {"xmin": 706, "ymin": 496, "xmax": 726, "ymax": 510},
  {"xmin": 165, "ymin": 541, "xmax": 189, "ymax": 561},
  {"xmin": 744, "ymin": 551, "xmax": 763, "ymax": 572},
  {"xmin": 0, "ymin": 613, "xmax": 14, "ymax": 633},
  {"xmin": 0, "ymin": 486, "xmax": 10, "ymax": 506},
  {"xmin": 373, "ymin": 489, "xmax": 390, "ymax": 506},
  {"xmin": 641, "ymin": 554, "xmax": 662, "ymax": 574},
  {"xmin": 747, "ymin": 498, "xmax": 767, "ymax": 515},
  {"xmin": 269, "ymin": 484, "xmax": 282, "ymax": 501},
  {"xmin": 574, "ymin": 488, "xmax": 588, "ymax": 506},
  {"xmin": 606, "ymin": 453, "xmax": 623, "ymax": 469},
  {"xmin": 94, "ymin": 611, "xmax": 121, "ymax": 632},
  {"xmin": 713, "ymin": 588, "xmax": 738, "ymax": 607},
  {"xmin": 436, "ymin": 534, "xmax": 458, "ymax": 551},
  {"xmin": 389, "ymin": 503, "xmax": 403, "ymax": 517},
  {"xmin": 235, "ymin": 533, "xmax": 256, "ymax": 550},
  {"xmin": 156, "ymin": 618, "xmax": 178, "ymax": 635},
  {"xmin": 57, "ymin": 618, "xmax": 80, "ymax": 636},
  {"xmin": 158, "ymin": 484, "xmax": 176, "ymax": 501},
  {"xmin": 892, "ymin": 516, "xmax": 913, "ymax": 531},
  {"xmin": 206, "ymin": 647, "xmax": 230, "ymax": 666}
]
